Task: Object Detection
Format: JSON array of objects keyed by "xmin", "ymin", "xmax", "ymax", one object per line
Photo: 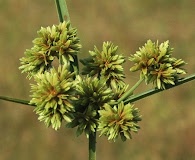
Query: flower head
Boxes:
[
  {"xmin": 30, "ymin": 65, "xmax": 77, "ymax": 130},
  {"xmin": 129, "ymin": 40, "xmax": 186, "ymax": 89},
  {"xmin": 98, "ymin": 102, "xmax": 141, "ymax": 141},
  {"xmin": 80, "ymin": 42, "xmax": 126, "ymax": 88},
  {"xmin": 67, "ymin": 104, "xmax": 98, "ymax": 138},
  {"xmin": 66, "ymin": 76, "xmax": 114, "ymax": 137},
  {"xmin": 19, "ymin": 21, "xmax": 81, "ymax": 78},
  {"xmin": 19, "ymin": 47, "xmax": 54, "ymax": 78},
  {"xmin": 75, "ymin": 76, "xmax": 114, "ymax": 108}
]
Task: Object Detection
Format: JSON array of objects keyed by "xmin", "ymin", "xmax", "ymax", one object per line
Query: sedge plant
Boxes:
[{"xmin": 1, "ymin": 0, "xmax": 195, "ymax": 160}]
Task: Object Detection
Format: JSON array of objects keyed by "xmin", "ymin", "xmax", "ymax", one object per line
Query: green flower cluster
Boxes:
[
  {"xmin": 30, "ymin": 65, "xmax": 77, "ymax": 130},
  {"xmin": 19, "ymin": 31, "xmax": 144, "ymax": 141},
  {"xmin": 67, "ymin": 76, "xmax": 114, "ymax": 137},
  {"xmin": 19, "ymin": 21, "xmax": 81, "ymax": 78},
  {"xmin": 65, "ymin": 42, "xmax": 142, "ymax": 141},
  {"xmin": 98, "ymin": 102, "xmax": 141, "ymax": 141},
  {"xmin": 66, "ymin": 76, "xmax": 141, "ymax": 141},
  {"xmin": 129, "ymin": 40, "xmax": 186, "ymax": 89},
  {"xmin": 80, "ymin": 41, "xmax": 126, "ymax": 89}
]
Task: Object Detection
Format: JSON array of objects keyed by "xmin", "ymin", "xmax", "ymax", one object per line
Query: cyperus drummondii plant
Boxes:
[{"xmin": 1, "ymin": 1, "xmax": 195, "ymax": 160}]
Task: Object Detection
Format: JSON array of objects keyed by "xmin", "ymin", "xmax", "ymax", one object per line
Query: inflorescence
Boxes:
[
  {"xmin": 19, "ymin": 21, "xmax": 186, "ymax": 141},
  {"xmin": 19, "ymin": 21, "xmax": 81, "ymax": 78},
  {"xmin": 129, "ymin": 40, "xmax": 186, "ymax": 89}
]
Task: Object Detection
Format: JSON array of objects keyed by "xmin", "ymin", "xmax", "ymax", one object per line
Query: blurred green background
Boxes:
[{"xmin": 0, "ymin": 0, "xmax": 195, "ymax": 160}]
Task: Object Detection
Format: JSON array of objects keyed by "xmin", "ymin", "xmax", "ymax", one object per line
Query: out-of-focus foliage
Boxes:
[{"xmin": 0, "ymin": 0, "xmax": 195, "ymax": 160}]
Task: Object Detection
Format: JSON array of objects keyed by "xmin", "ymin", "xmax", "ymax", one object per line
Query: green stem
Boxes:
[
  {"xmin": 117, "ymin": 77, "xmax": 144, "ymax": 103},
  {"xmin": 124, "ymin": 73, "xmax": 195, "ymax": 104},
  {"xmin": 89, "ymin": 132, "xmax": 96, "ymax": 160},
  {"xmin": 0, "ymin": 96, "xmax": 34, "ymax": 106},
  {"xmin": 55, "ymin": 0, "xmax": 70, "ymax": 22}
]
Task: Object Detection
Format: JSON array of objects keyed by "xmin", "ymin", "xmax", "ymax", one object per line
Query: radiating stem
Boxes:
[
  {"xmin": 0, "ymin": 96, "xmax": 33, "ymax": 106},
  {"xmin": 55, "ymin": 0, "xmax": 70, "ymax": 21},
  {"xmin": 89, "ymin": 132, "xmax": 96, "ymax": 160},
  {"xmin": 124, "ymin": 73, "xmax": 195, "ymax": 104},
  {"xmin": 117, "ymin": 77, "xmax": 144, "ymax": 103}
]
